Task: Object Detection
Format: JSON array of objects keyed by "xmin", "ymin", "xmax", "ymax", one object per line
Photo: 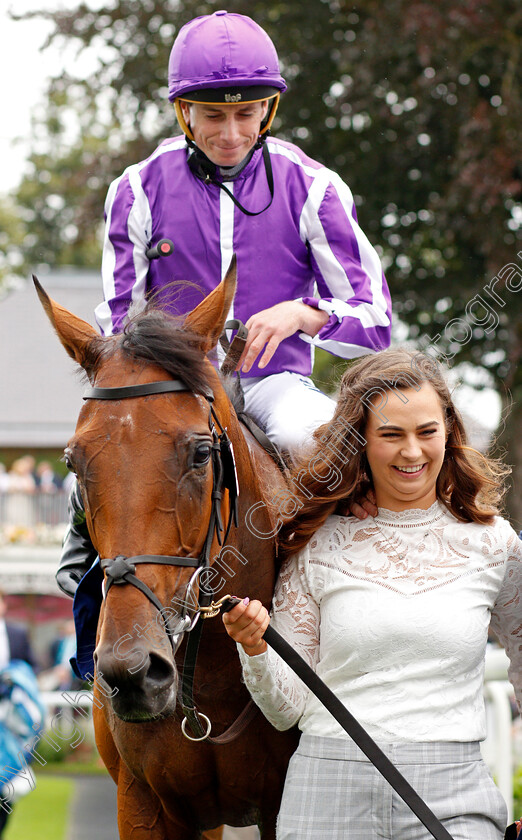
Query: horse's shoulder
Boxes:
[{"xmin": 241, "ymin": 424, "xmax": 290, "ymax": 495}]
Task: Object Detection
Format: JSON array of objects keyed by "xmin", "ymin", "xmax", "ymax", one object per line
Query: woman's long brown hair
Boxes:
[{"xmin": 279, "ymin": 348, "xmax": 510, "ymax": 557}]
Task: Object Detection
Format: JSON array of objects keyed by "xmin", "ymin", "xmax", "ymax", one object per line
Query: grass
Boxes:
[
  {"xmin": 1, "ymin": 737, "xmax": 111, "ymax": 840},
  {"xmin": 4, "ymin": 776, "xmax": 73, "ymax": 840},
  {"xmin": 31, "ymin": 729, "xmax": 110, "ymax": 776},
  {"xmin": 36, "ymin": 754, "xmax": 109, "ymax": 777}
]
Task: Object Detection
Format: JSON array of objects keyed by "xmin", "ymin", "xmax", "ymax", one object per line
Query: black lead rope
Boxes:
[{"xmin": 221, "ymin": 597, "xmax": 455, "ymax": 840}]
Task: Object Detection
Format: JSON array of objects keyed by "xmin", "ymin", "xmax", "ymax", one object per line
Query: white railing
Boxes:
[
  {"xmin": 37, "ymin": 690, "xmax": 96, "ymax": 758},
  {"xmin": 483, "ymin": 645, "xmax": 517, "ymax": 822},
  {"xmin": 483, "ymin": 681, "xmax": 515, "ymax": 822},
  {"xmin": 0, "ymin": 491, "xmax": 69, "ymax": 530}
]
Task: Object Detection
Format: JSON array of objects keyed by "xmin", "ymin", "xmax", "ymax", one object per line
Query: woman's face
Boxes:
[{"xmin": 364, "ymin": 383, "xmax": 447, "ymax": 512}]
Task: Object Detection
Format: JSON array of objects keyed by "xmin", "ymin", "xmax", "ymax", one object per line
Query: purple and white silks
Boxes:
[{"xmin": 95, "ymin": 136, "xmax": 392, "ymax": 379}]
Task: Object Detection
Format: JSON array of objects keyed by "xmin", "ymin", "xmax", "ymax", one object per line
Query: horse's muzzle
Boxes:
[{"xmin": 94, "ymin": 640, "xmax": 178, "ymax": 722}]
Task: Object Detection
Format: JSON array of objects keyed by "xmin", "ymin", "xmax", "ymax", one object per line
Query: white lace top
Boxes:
[{"xmin": 239, "ymin": 502, "xmax": 522, "ymax": 742}]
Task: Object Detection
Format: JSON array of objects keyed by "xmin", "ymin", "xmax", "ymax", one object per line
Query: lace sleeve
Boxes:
[
  {"xmin": 238, "ymin": 546, "xmax": 320, "ymax": 731},
  {"xmin": 489, "ymin": 526, "xmax": 522, "ymax": 711}
]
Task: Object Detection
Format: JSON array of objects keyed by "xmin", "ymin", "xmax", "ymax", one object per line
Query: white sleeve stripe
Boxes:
[
  {"xmin": 134, "ymin": 136, "xmax": 187, "ymax": 171},
  {"xmin": 304, "ymin": 174, "xmax": 389, "ymax": 329},
  {"xmin": 299, "ymin": 172, "xmax": 354, "ymax": 302},
  {"xmin": 94, "ymin": 299, "xmax": 113, "ymax": 336},
  {"xmin": 267, "ymin": 141, "xmax": 319, "ymax": 178},
  {"xmin": 299, "ymin": 332, "xmax": 378, "ymax": 360},
  {"xmin": 127, "ymin": 167, "xmax": 152, "ymax": 315},
  {"xmin": 316, "ymin": 296, "xmax": 388, "ymax": 330},
  {"xmin": 96, "ymin": 174, "xmax": 124, "ymax": 335},
  {"xmin": 97, "ymin": 138, "xmax": 187, "ymax": 335},
  {"xmin": 325, "ymin": 171, "xmax": 390, "ymax": 329},
  {"xmin": 268, "ymin": 141, "xmax": 390, "ymax": 332}
]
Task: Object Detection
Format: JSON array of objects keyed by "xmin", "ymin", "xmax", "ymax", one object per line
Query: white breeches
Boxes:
[{"xmin": 241, "ymin": 372, "xmax": 336, "ymax": 458}]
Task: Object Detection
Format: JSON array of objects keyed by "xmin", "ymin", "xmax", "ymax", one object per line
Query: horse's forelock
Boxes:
[{"xmin": 118, "ymin": 307, "xmax": 213, "ymax": 396}]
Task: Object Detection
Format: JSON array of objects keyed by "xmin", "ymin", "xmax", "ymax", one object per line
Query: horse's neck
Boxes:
[
  {"xmin": 228, "ymin": 426, "xmax": 289, "ymax": 607},
  {"xmin": 209, "ymin": 378, "xmax": 289, "ymax": 606}
]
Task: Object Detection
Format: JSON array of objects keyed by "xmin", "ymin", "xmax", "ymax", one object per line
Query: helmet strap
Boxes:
[
  {"xmin": 175, "ymin": 100, "xmax": 194, "ymax": 141},
  {"xmin": 260, "ymin": 93, "xmax": 280, "ymax": 135},
  {"xmin": 187, "ymin": 142, "xmax": 274, "ymax": 218}
]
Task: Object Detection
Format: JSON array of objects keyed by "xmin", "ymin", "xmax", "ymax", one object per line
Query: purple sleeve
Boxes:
[
  {"xmin": 299, "ymin": 178, "xmax": 392, "ymax": 358},
  {"xmin": 95, "ymin": 170, "xmax": 150, "ymax": 336}
]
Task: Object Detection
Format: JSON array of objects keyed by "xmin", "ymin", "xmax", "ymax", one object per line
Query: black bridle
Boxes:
[{"xmin": 83, "ymin": 377, "xmax": 240, "ymax": 739}]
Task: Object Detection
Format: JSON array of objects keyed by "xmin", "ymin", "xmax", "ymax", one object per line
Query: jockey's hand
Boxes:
[
  {"xmin": 238, "ymin": 301, "xmax": 329, "ymax": 373},
  {"xmin": 222, "ymin": 598, "xmax": 269, "ymax": 657},
  {"xmin": 338, "ymin": 489, "xmax": 378, "ymax": 520}
]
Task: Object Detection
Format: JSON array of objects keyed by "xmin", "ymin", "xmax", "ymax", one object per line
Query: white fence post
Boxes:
[{"xmin": 483, "ymin": 645, "xmax": 516, "ymax": 823}]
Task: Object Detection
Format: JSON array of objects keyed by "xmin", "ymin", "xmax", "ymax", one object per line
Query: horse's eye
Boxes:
[
  {"xmin": 192, "ymin": 443, "xmax": 212, "ymax": 468},
  {"xmin": 63, "ymin": 450, "xmax": 75, "ymax": 473}
]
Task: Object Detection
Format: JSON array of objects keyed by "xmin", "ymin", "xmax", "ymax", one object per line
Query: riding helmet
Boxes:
[{"xmin": 168, "ymin": 10, "xmax": 287, "ymax": 139}]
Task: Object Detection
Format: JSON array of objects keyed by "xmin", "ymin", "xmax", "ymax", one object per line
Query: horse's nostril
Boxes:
[{"xmin": 146, "ymin": 653, "xmax": 175, "ymax": 687}]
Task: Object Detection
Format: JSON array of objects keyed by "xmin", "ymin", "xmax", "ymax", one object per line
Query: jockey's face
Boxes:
[{"xmin": 180, "ymin": 100, "xmax": 269, "ymax": 167}]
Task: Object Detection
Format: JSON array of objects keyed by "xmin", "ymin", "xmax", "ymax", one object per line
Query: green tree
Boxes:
[
  {"xmin": 12, "ymin": 0, "xmax": 522, "ymax": 523},
  {"xmin": 0, "ymin": 196, "xmax": 27, "ymax": 293}
]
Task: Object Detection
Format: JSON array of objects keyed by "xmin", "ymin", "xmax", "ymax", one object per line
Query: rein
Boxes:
[{"xmin": 83, "ymin": 378, "xmax": 250, "ymax": 743}]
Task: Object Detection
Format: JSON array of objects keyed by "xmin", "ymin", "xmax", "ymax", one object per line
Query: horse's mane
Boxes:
[
  {"xmin": 84, "ymin": 302, "xmax": 245, "ymax": 414},
  {"xmin": 84, "ymin": 305, "xmax": 211, "ymax": 397},
  {"xmin": 123, "ymin": 307, "xmax": 215, "ymax": 395},
  {"xmin": 220, "ymin": 372, "xmax": 246, "ymax": 416}
]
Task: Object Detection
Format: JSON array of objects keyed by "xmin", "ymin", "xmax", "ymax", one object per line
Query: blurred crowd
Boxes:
[
  {"xmin": 0, "ymin": 456, "xmax": 69, "ymax": 495},
  {"xmin": 0, "ymin": 457, "xmax": 73, "ymax": 531}
]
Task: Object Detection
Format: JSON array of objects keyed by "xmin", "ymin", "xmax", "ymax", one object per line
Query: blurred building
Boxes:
[
  {"xmin": 1, "ymin": 267, "xmax": 100, "ymax": 448},
  {"xmin": 0, "ymin": 268, "xmax": 101, "ymax": 663}
]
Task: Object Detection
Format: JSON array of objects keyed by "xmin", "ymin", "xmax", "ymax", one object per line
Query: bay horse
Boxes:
[{"xmin": 35, "ymin": 262, "xmax": 298, "ymax": 839}]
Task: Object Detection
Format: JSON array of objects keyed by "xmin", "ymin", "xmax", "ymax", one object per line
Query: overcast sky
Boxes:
[{"xmin": 0, "ymin": 1, "xmax": 88, "ymax": 195}]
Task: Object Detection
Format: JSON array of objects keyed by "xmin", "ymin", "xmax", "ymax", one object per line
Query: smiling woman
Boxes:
[
  {"xmin": 364, "ymin": 382, "xmax": 447, "ymax": 512},
  {"xmin": 223, "ymin": 347, "xmax": 522, "ymax": 840},
  {"xmin": 275, "ymin": 347, "xmax": 508, "ymax": 548}
]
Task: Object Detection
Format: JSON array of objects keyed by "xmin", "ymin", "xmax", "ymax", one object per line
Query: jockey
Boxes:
[
  {"xmin": 96, "ymin": 10, "xmax": 392, "ymax": 452},
  {"xmin": 57, "ymin": 10, "xmax": 391, "ymax": 598}
]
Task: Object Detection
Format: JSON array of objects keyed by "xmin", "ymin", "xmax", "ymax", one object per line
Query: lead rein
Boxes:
[{"xmin": 215, "ymin": 596, "xmax": 454, "ymax": 840}]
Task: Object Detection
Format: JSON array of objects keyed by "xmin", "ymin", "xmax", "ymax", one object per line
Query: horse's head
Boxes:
[{"xmin": 35, "ymin": 262, "xmax": 243, "ymax": 722}]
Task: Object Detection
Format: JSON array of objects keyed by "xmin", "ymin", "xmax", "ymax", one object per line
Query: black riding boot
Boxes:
[{"xmin": 57, "ymin": 479, "xmax": 98, "ymax": 598}]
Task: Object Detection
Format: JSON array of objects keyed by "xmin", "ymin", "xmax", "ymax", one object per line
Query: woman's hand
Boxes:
[
  {"xmin": 337, "ymin": 489, "xmax": 378, "ymax": 520},
  {"xmin": 222, "ymin": 598, "xmax": 269, "ymax": 657}
]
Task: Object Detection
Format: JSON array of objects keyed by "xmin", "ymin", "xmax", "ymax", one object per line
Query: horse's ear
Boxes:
[
  {"xmin": 33, "ymin": 275, "xmax": 100, "ymax": 368},
  {"xmin": 184, "ymin": 255, "xmax": 237, "ymax": 353}
]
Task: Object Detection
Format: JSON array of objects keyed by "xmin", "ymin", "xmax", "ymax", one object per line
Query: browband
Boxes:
[{"xmin": 83, "ymin": 381, "xmax": 213, "ymax": 401}]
